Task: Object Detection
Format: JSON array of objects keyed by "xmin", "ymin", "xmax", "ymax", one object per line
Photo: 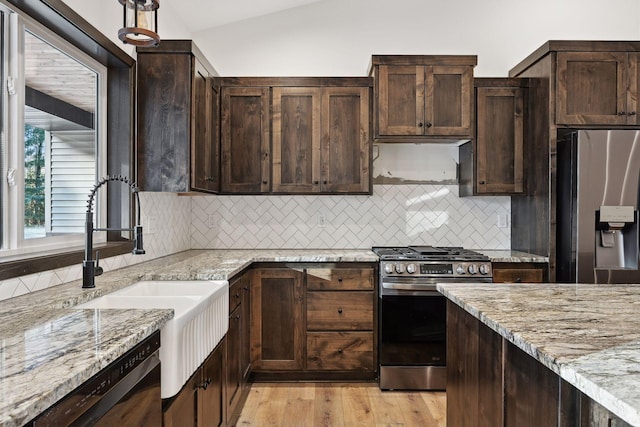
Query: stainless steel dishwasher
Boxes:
[{"xmin": 29, "ymin": 331, "xmax": 161, "ymax": 426}]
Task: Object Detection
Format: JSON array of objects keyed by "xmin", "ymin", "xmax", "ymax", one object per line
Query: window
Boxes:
[{"xmin": 0, "ymin": 6, "xmax": 108, "ymax": 260}]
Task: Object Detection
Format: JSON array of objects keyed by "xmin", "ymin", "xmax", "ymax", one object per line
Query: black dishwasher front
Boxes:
[{"xmin": 29, "ymin": 330, "xmax": 161, "ymax": 426}]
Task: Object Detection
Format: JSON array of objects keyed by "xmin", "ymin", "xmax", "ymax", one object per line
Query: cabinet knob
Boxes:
[
  {"xmin": 323, "ymin": 180, "xmax": 328, "ymax": 185},
  {"xmin": 630, "ymin": 111, "xmax": 637, "ymax": 116},
  {"xmin": 515, "ymin": 278, "xmax": 522, "ymax": 283},
  {"xmin": 618, "ymin": 111, "xmax": 627, "ymax": 116},
  {"xmin": 313, "ymin": 181, "xmax": 319, "ymax": 185},
  {"xmin": 479, "ymin": 180, "xmax": 486, "ymax": 185},
  {"xmin": 200, "ymin": 378, "xmax": 212, "ymax": 390},
  {"xmin": 426, "ymin": 122, "xmax": 433, "ymax": 128},
  {"xmin": 337, "ymin": 307, "xmax": 343, "ymax": 314},
  {"xmin": 337, "ymin": 348, "xmax": 343, "ymax": 353},
  {"xmin": 418, "ymin": 122, "xmax": 424, "ymax": 127},
  {"xmin": 262, "ymin": 180, "xmax": 268, "ymax": 185},
  {"xmin": 337, "ymin": 277, "xmax": 343, "ymax": 282}
]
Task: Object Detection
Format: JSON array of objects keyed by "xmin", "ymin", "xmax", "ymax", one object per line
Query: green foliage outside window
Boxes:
[{"xmin": 24, "ymin": 125, "xmax": 45, "ymax": 227}]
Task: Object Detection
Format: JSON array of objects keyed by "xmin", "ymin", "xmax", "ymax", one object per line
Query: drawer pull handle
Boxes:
[
  {"xmin": 337, "ymin": 277, "xmax": 343, "ymax": 282},
  {"xmin": 337, "ymin": 348, "xmax": 343, "ymax": 353},
  {"xmin": 338, "ymin": 308, "xmax": 343, "ymax": 314}
]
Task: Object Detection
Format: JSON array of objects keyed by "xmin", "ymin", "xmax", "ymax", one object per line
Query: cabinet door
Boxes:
[
  {"xmin": 137, "ymin": 52, "xmax": 192, "ymax": 191},
  {"xmin": 251, "ymin": 268, "xmax": 304, "ymax": 370},
  {"xmin": 191, "ymin": 62, "xmax": 219, "ymax": 193},
  {"xmin": 272, "ymin": 87, "xmax": 321, "ymax": 192},
  {"xmin": 476, "ymin": 87, "xmax": 524, "ymax": 194},
  {"xmin": 240, "ymin": 275, "xmax": 251, "ymax": 382},
  {"xmin": 320, "ymin": 87, "xmax": 371, "ymax": 193},
  {"xmin": 377, "ymin": 65, "xmax": 425, "ymax": 136},
  {"xmin": 163, "ymin": 369, "xmax": 198, "ymax": 427},
  {"xmin": 556, "ymin": 52, "xmax": 631, "ymax": 125},
  {"xmin": 221, "ymin": 87, "xmax": 270, "ymax": 192},
  {"xmin": 198, "ymin": 341, "xmax": 224, "ymax": 427},
  {"xmin": 426, "ymin": 65, "xmax": 473, "ymax": 136},
  {"xmin": 226, "ymin": 305, "xmax": 242, "ymax": 421}
]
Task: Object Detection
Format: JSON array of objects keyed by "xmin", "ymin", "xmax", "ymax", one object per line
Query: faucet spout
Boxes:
[{"xmin": 82, "ymin": 175, "xmax": 145, "ymax": 288}]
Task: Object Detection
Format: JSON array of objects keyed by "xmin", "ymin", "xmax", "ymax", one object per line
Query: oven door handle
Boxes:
[{"xmin": 380, "ymin": 285, "xmax": 441, "ymax": 297}]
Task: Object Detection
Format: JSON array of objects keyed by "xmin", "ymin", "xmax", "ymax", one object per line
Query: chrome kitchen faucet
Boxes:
[{"xmin": 82, "ymin": 175, "xmax": 145, "ymax": 288}]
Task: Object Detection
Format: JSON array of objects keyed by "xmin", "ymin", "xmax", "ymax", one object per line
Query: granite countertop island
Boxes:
[
  {"xmin": 438, "ymin": 282, "xmax": 640, "ymax": 427},
  {"xmin": 0, "ymin": 249, "xmax": 377, "ymax": 426}
]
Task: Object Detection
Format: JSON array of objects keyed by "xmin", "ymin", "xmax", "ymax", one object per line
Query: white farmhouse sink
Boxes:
[{"xmin": 76, "ymin": 280, "xmax": 229, "ymax": 398}]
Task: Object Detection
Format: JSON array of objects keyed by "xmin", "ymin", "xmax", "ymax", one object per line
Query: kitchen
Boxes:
[{"xmin": 1, "ymin": 0, "xmax": 640, "ymax": 426}]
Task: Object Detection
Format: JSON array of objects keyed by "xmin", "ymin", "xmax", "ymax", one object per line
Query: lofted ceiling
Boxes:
[{"xmin": 164, "ymin": 0, "xmax": 324, "ymax": 32}]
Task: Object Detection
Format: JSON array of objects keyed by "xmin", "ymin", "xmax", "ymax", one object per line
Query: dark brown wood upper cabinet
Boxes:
[
  {"xmin": 459, "ymin": 79, "xmax": 526, "ymax": 196},
  {"xmin": 220, "ymin": 87, "xmax": 270, "ymax": 193},
  {"xmin": 222, "ymin": 78, "xmax": 371, "ymax": 195},
  {"xmin": 136, "ymin": 40, "xmax": 219, "ymax": 193},
  {"xmin": 272, "ymin": 86, "xmax": 370, "ymax": 194},
  {"xmin": 556, "ymin": 51, "xmax": 640, "ymax": 125},
  {"xmin": 191, "ymin": 61, "xmax": 220, "ymax": 193},
  {"xmin": 320, "ymin": 87, "xmax": 371, "ymax": 193},
  {"xmin": 272, "ymin": 87, "xmax": 321, "ymax": 193},
  {"xmin": 371, "ymin": 55, "xmax": 477, "ymax": 141}
]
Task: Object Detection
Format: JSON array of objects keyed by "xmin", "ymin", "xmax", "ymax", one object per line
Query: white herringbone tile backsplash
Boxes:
[
  {"xmin": 0, "ymin": 186, "xmax": 510, "ymax": 301},
  {"xmin": 0, "ymin": 192, "xmax": 191, "ymax": 301},
  {"xmin": 191, "ymin": 185, "xmax": 510, "ymax": 249}
]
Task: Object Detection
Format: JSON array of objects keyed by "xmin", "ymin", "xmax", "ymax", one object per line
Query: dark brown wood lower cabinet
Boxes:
[
  {"xmin": 163, "ymin": 339, "xmax": 225, "ymax": 427},
  {"xmin": 492, "ymin": 262, "xmax": 547, "ymax": 283},
  {"xmin": 447, "ymin": 301, "xmax": 632, "ymax": 427}
]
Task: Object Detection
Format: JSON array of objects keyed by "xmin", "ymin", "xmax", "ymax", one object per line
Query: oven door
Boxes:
[{"xmin": 379, "ymin": 285, "xmax": 446, "ymax": 366}]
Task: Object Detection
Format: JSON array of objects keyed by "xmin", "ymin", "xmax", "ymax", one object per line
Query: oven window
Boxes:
[{"xmin": 380, "ymin": 294, "xmax": 446, "ymax": 365}]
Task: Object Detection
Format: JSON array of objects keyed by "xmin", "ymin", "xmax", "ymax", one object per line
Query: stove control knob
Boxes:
[
  {"xmin": 395, "ymin": 263, "xmax": 406, "ymax": 274},
  {"xmin": 406, "ymin": 263, "xmax": 417, "ymax": 274},
  {"xmin": 456, "ymin": 265, "xmax": 465, "ymax": 275},
  {"xmin": 384, "ymin": 263, "xmax": 394, "ymax": 274},
  {"xmin": 479, "ymin": 264, "xmax": 490, "ymax": 275},
  {"xmin": 468, "ymin": 264, "xmax": 478, "ymax": 275}
]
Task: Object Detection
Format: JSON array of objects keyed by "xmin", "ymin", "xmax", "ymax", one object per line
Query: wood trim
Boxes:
[
  {"xmin": 509, "ymin": 40, "xmax": 640, "ymax": 78},
  {"xmin": 7, "ymin": 0, "xmax": 133, "ymax": 68},
  {"xmin": 221, "ymin": 77, "xmax": 372, "ymax": 87},
  {"xmin": 371, "ymin": 55, "xmax": 477, "ymax": 67},
  {"xmin": 0, "ymin": 241, "xmax": 134, "ymax": 281}
]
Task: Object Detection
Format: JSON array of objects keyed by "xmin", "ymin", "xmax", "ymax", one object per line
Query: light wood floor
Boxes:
[{"xmin": 236, "ymin": 382, "xmax": 446, "ymax": 427}]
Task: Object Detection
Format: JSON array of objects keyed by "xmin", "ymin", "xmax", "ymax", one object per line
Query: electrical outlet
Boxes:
[
  {"xmin": 146, "ymin": 216, "xmax": 156, "ymax": 235},
  {"xmin": 317, "ymin": 214, "xmax": 326, "ymax": 228},
  {"xmin": 497, "ymin": 214, "xmax": 508, "ymax": 228}
]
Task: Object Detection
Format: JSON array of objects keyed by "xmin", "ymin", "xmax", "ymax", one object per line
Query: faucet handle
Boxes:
[{"xmin": 95, "ymin": 251, "xmax": 104, "ymax": 277}]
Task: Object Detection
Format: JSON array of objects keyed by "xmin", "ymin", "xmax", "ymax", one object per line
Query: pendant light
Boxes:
[{"xmin": 118, "ymin": 0, "xmax": 160, "ymax": 47}]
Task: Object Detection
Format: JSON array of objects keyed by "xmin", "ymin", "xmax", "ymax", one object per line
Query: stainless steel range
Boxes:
[{"xmin": 373, "ymin": 246, "xmax": 492, "ymax": 391}]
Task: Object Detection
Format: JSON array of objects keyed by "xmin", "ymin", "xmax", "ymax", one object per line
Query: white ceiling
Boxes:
[{"xmin": 164, "ymin": 0, "xmax": 324, "ymax": 32}]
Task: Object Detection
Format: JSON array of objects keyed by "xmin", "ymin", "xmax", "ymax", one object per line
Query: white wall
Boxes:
[{"xmin": 193, "ymin": 0, "xmax": 640, "ymax": 77}]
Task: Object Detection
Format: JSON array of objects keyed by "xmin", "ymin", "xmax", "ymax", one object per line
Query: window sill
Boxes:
[{"xmin": 0, "ymin": 241, "xmax": 134, "ymax": 281}]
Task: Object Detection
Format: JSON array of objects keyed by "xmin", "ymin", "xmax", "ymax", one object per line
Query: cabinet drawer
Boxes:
[
  {"xmin": 493, "ymin": 268, "xmax": 544, "ymax": 283},
  {"xmin": 307, "ymin": 292, "xmax": 373, "ymax": 330},
  {"xmin": 228, "ymin": 280, "xmax": 243, "ymax": 312},
  {"xmin": 307, "ymin": 332, "xmax": 374, "ymax": 371},
  {"xmin": 306, "ymin": 268, "xmax": 374, "ymax": 291}
]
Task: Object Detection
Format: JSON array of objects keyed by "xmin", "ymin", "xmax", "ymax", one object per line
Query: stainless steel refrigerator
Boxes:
[{"xmin": 557, "ymin": 129, "xmax": 640, "ymax": 284}]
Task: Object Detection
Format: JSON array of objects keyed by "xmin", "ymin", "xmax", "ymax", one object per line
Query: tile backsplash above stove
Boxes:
[{"xmin": 191, "ymin": 184, "xmax": 510, "ymax": 249}]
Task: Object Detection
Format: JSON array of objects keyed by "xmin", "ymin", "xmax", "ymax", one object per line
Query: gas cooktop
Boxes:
[{"xmin": 372, "ymin": 246, "xmax": 490, "ymax": 261}]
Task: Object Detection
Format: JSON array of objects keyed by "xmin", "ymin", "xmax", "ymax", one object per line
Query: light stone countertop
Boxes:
[
  {"xmin": 437, "ymin": 282, "xmax": 640, "ymax": 427},
  {"xmin": 476, "ymin": 249, "xmax": 549, "ymax": 263},
  {"xmin": 0, "ymin": 248, "xmax": 377, "ymax": 426}
]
